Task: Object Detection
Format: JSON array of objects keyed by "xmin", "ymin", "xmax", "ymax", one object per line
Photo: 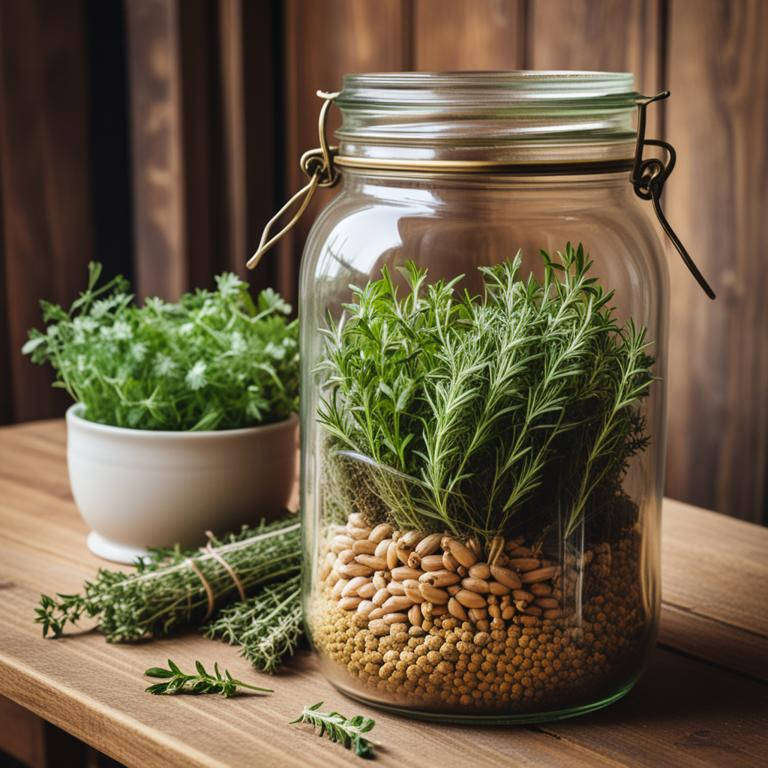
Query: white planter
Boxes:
[{"xmin": 66, "ymin": 404, "xmax": 298, "ymax": 563}]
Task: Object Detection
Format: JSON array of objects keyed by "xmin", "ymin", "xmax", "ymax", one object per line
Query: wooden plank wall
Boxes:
[
  {"xmin": 0, "ymin": 0, "xmax": 93, "ymax": 423},
  {"xmin": 0, "ymin": 0, "xmax": 764, "ymax": 524}
]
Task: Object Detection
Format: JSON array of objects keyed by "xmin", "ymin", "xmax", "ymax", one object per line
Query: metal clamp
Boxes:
[
  {"xmin": 632, "ymin": 92, "xmax": 715, "ymax": 299},
  {"xmin": 246, "ymin": 91, "xmax": 340, "ymax": 270}
]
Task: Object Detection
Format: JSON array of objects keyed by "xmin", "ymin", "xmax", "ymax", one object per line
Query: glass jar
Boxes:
[{"xmin": 279, "ymin": 72, "xmax": 711, "ymax": 723}]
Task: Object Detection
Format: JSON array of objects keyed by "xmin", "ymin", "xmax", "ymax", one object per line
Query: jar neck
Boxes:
[
  {"xmin": 337, "ymin": 167, "xmax": 638, "ymax": 201},
  {"xmin": 335, "ymin": 71, "xmax": 639, "ymax": 166}
]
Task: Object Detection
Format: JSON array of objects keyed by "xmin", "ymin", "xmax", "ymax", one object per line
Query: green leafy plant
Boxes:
[
  {"xmin": 317, "ymin": 244, "xmax": 653, "ymax": 542},
  {"xmin": 23, "ymin": 262, "xmax": 298, "ymax": 430},
  {"xmin": 145, "ymin": 658, "xmax": 272, "ymax": 697},
  {"xmin": 290, "ymin": 702, "xmax": 377, "ymax": 759},
  {"xmin": 205, "ymin": 574, "xmax": 302, "ymax": 673},
  {"xmin": 36, "ymin": 516, "xmax": 301, "ymax": 642}
]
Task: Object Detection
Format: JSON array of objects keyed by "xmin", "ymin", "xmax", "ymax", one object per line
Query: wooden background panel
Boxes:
[
  {"xmin": 126, "ymin": 0, "xmax": 279, "ymax": 300},
  {"xmin": 527, "ymin": 0, "xmax": 662, "ymax": 99},
  {"xmin": 125, "ymin": 0, "xmax": 187, "ymax": 300},
  {"xmin": 664, "ymin": 0, "xmax": 768, "ymax": 523},
  {"xmin": 0, "ymin": 0, "xmax": 93, "ymax": 423},
  {"xmin": 280, "ymin": 0, "xmax": 410, "ymax": 304},
  {"xmin": 413, "ymin": 0, "xmax": 525, "ymax": 71}
]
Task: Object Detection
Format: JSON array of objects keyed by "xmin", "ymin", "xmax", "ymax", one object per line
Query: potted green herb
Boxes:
[{"xmin": 24, "ymin": 264, "xmax": 299, "ymax": 562}]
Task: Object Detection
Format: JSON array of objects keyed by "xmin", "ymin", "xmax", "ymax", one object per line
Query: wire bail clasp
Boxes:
[
  {"xmin": 247, "ymin": 90, "xmax": 340, "ymax": 270},
  {"xmin": 632, "ymin": 92, "xmax": 715, "ymax": 299}
]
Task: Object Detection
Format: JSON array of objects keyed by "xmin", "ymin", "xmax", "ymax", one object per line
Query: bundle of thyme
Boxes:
[
  {"xmin": 36, "ymin": 517, "xmax": 300, "ymax": 642},
  {"xmin": 318, "ymin": 243, "xmax": 653, "ymax": 543},
  {"xmin": 205, "ymin": 574, "xmax": 303, "ymax": 673}
]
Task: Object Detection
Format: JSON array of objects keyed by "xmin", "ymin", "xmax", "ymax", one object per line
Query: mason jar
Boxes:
[{"xmin": 275, "ymin": 71, "xmax": 712, "ymax": 723}]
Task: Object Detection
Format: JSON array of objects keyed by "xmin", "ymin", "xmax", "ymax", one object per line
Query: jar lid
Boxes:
[{"xmin": 335, "ymin": 71, "xmax": 639, "ymax": 164}]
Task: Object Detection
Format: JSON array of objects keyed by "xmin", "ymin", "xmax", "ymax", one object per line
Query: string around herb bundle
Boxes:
[{"xmin": 35, "ymin": 516, "xmax": 301, "ymax": 642}]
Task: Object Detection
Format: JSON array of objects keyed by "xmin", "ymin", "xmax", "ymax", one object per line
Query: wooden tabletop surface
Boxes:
[{"xmin": 0, "ymin": 420, "xmax": 766, "ymax": 768}]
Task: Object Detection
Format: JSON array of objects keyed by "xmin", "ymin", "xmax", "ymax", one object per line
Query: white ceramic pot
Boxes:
[{"xmin": 66, "ymin": 404, "xmax": 298, "ymax": 563}]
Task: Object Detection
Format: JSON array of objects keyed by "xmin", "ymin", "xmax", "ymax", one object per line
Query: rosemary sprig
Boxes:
[
  {"xmin": 204, "ymin": 574, "xmax": 303, "ymax": 673},
  {"xmin": 36, "ymin": 516, "xmax": 301, "ymax": 641},
  {"xmin": 317, "ymin": 243, "xmax": 654, "ymax": 543},
  {"xmin": 144, "ymin": 658, "xmax": 272, "ymax": 697},
  {"xmin": 290, "ymin": 702, "xmax": 377, "ymax": 759}
]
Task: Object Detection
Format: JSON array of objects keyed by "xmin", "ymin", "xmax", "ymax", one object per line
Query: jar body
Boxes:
[{"xmin": 300, "ymin": 166, "xmax": 668, "ymax": 722}]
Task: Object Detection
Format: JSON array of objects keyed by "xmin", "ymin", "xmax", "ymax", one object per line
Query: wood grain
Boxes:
[
  {"xmin": 0, "ymin": 0, "xmax": 93, "ymax": 423},
  {"xmin": 280, "ymin": 0, "xmax": 410, "ymax": 304},
  {"xmin": 0, "ymin": 420, "xmax": 766, "ymax": 767},
  {"xmin": 413, "ymin": 0, "xmax": 525, "ymax": 71},
  {"xmin": 125, "ymin": 0, "xmax": 188, "ymax": 300},
  {"xmin": 527, "ymin": 0, "xmax": 661, "ymax": 93},
  {"xmin": 664, "ymin": 0, "xmax": 768, "ymax": 524}
]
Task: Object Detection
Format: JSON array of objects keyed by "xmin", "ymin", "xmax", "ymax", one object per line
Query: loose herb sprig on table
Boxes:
[
  {"xmin": 318, "ymin": 243, "xmax": 654, "ymax": 543},
  {"xmin": 291, "ymin": 702, "xmax": 377, "ymax": 759},
  {"xmin": 205, "ymin": 574, "xmax": 303, "ymax": 673},
  {"xmin": 36, "ymin": 516, "xmax": 301, "ymax": 642},
  {"xmin": 145, "ymin": 659, "xmax": 272, "ymax": 697},
  {"xmin": 23, "ymin": 262, "xmax": 299, "ymax": 430}
]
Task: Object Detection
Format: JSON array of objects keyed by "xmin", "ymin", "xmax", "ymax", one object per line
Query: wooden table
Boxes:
[{"xmin": 0, "ymin": 420, "xmax": 766, "ymax": 768}]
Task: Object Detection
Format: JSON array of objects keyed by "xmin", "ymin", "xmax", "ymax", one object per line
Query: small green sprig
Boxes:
[
  {"xmin": 290, "ymin": 702, "xmax": 377, "ymax": 759},
  {"xmin": 144, "ymin": 659, "xmax": 271, "ymax": 697}
]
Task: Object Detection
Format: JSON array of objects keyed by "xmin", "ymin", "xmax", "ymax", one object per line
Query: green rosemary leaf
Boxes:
[
  {"xmin": 144, "ymin": 659, "xmax": 272, "ymax": 697},
  {"xmin": 317, "ymin": 243, "xmax": 654, "ymax": 544},
  {"xmin": 290, "ymin": 702, "xmax": 377, "ymax": 759}
]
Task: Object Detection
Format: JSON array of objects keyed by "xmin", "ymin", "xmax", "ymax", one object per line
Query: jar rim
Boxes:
[{"xmin": 337, "ymin": 70, "xmax": 638, "ymax": 110}]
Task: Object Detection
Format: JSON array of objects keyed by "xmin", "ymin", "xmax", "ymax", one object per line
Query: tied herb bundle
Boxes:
[
  {"xmin": 205, "ymin": 574, "xmax": 303, "ymax": 673},
  {"xmin": 318, "ymin": 244, "xmax": 654, "ymax": 542},
  {"xmin": 36, "ymin": 517, "xmax": 300, "ymax": 643},
  {"xmin": 23, "ymin": 262, "xmax": 298, "ymax": 431}
]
